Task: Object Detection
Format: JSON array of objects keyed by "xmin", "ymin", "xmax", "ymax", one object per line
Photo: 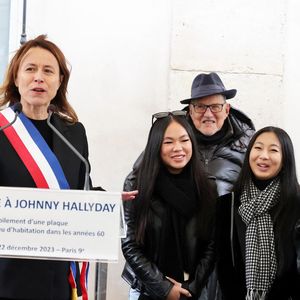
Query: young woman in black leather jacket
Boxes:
[{"xmin": 121, "ymin": 112, "xmax": 216, "ymax": 300}]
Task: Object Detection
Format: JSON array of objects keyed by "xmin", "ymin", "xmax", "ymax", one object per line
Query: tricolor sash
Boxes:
[
  {"xmin": 0, "ymin": 106, "xmax": 89, "ymax": 300},
  {"xmin": 0, "ymin": 106, "xmax": 69, "ymax": 189}
]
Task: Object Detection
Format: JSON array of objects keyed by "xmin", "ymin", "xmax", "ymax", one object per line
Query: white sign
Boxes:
[{"xmin": 0, "ymin": 187, "xmax": 121, "ymax": 262}]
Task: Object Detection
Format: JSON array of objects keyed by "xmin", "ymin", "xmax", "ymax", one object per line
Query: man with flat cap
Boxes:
[{"xmin": 181, "ymin": 72, "xmax": 255, "ymax": 197}]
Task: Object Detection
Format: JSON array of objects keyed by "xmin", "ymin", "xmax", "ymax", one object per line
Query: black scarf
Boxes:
[
  {"xmin": 188, "ymin": 117, "xmax": 231, "ymax": 146},
  {"xmin": 152, "ymin": 166, "xmax": 198, "ymax": 282}
]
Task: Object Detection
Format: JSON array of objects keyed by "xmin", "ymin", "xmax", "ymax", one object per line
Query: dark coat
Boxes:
[
  {"xmin": 0, "ymin": 114, "xmax": 89, "ymax": 300},
  {"xmin": 121, "ymin": 195, "xmax": 215, "ymax": 300},
  {"xmin": 216, "ymin": 193, "xmax": 300, "ymax": 300},
  {"xmin": 193, "ymin": 107, "xmax": 255, "ymax": 197}
]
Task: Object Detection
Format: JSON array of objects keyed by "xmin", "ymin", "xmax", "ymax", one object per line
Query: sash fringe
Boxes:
[{"xmin": 246, "ymin": 289, "xmax": 267, "ymax": 300}]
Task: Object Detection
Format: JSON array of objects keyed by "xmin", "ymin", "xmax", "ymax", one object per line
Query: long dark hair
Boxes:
[
  {"xmin": 234, "ymin": 126, "xmax": 300, "ymax": 271},
  {"xmin": 0, "ymin": 34, "xmax": 78, "ymax": 122},
  {"xmin": 134, "ymin": 115, "xmax": 215, "ymax": 243}
]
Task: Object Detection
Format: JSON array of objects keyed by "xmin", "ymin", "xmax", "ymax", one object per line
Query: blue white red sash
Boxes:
[
  {"xmin": 0, "ymin": 106, "xmax": 89, "ymax": 300},
  {"xmin": 0, "ymin": 106, "xmax": 69, "ymax": 189}
]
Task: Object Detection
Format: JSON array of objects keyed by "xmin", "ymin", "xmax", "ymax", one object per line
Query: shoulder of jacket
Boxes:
[
  {"xmin": 228, "ymin": 111, "xmax": 255, "ymax": 152},
  {"xmin": 231, "ymin": 128, "xmax": 255, "ymax": 151},
  {"xmin": 229, "ymin": 107, "xmax": 255, "ymax": 130},
  {"xmin": 53, "ymin": 113, "xmax": 85, "ymax": 129}
]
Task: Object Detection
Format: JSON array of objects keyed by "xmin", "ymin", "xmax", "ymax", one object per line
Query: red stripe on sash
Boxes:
[
  {"xmin": 0, "ymin": 115, "xmax": 49, "ymax": 188},
  {"xmin": 80, "ymin": 262, "xmax": 89, "ymax": 300}
]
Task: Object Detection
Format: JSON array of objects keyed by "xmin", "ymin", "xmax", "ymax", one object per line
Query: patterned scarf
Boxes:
[{"xmin": 238, "ymin": 178, "xmax": 280, "ymax": 300}]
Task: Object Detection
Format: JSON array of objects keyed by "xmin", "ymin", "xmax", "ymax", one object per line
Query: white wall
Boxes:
[
  {"xmin": 283, "ymin": 0, "xmax": 300, "ymax": 173},
  {"xmin": 169, "ymin": 0, "xmax": 286, "ymax": 128},
  {"xmin": 8, "ymin": 0, "xmax": 300, "ymax": 299},
  {"xmin": 0, "ymin": 0, "xmax": 11, "ymax": 82}
]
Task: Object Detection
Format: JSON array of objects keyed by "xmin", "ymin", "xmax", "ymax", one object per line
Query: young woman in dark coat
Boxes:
[
  {"xmin": 121, "ymin": 112, "xmax": 216, "ymax": 300},
  {"xmin": 216, "ymin": 126, "xmax": 300, "ymax": 300}
]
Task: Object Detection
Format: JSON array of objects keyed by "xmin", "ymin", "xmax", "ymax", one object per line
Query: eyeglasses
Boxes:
[
  {"xmin": 152, "ymin": 110, "xmax": 187, "ymax": 124},
  {"xmin": 191, "ymin": 103, "xmax": 226, "ymax": 114}
]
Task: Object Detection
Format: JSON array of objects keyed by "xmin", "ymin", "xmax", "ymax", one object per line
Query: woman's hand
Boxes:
[
  {"xmin": 121, "ymin": 190, "xmax": 138, "ymax": 201},
  {"xmin": 166, "ymin": 276, "xmax": 192, "ymax": 300}
]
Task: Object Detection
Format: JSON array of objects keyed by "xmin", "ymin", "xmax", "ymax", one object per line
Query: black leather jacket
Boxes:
[
  {"xmin": 121, "ymin": 196, "xmax": 215, "ymax": 299},
  {"xmin": 192, "ymin": 107, "xmax": 255, "ymax": 196}
]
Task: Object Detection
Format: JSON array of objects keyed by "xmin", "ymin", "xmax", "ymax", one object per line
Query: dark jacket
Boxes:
[
  {"xmin": 216, "ymin": 193, "xmax": 300, "ymax": 300},
  {"xmin": 121, "ymin": 195, "xmax": 215, "ymax": 299},
  {"xmin": 124, "ymin": 107, "xmax": 255, "ymax": 197},
  {"xmin": 192, "ymin": 107, "xmax": 255, "ymax": 197},
  {"xmin": 0, "ymin": 114, "xmax": 89, "ymax": 300}
]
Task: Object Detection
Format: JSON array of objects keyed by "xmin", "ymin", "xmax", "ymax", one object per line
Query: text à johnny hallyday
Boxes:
[{"xmin": 2, "ymin": 197, "xmax": 116, "ymax": 212}]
